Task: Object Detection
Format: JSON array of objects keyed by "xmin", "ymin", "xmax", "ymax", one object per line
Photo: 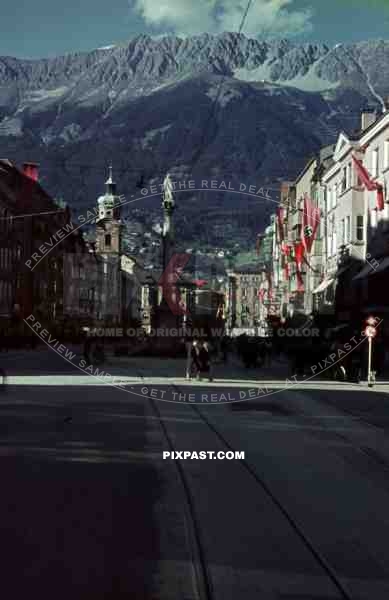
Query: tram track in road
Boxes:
[
  {"xmin": 187, "ymin": 400, "xmax": 353, "ymax": 600},
  {"xmin": 302, "ymin": 390, "xmax": 389, "ymax": 469},
  {"xmin": 149, "ymin": 394, "xmax": 214, "ymax": 600},
  {"xmin": 311, "ymin": 389, "xmax": 389, "ymax": 434},
  {"xmin": 142, "ymin": 370, "xmax": 354, "ymax": 600},
  {"xmin": 132, "ymin": 366, "xmax": 213, "ymax": 600}
]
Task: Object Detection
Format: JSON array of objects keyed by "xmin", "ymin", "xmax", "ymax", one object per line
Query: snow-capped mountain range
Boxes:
[{"xmin": 1, "ymin": 32, "xmax": 389, "ymax": 252}]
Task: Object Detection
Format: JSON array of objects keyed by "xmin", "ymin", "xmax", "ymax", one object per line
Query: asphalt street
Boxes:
[{"xmin": 1, "ymin": 349, "xmax": 389, "ymax": 598}]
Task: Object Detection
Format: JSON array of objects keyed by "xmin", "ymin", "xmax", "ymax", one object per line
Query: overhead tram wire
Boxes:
[
  {"xmin": 189, "ymin": 0, "xmax": 255, "ymax": 171},
  {"xmin": 28, "ymin": 1, "xmax": 255, "ymax": 188},
  {"xmin": 36, "ymin": 160, "xmax": 282, "ymax": 189}
]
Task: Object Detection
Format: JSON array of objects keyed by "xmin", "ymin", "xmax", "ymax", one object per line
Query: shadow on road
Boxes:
[{"xmin": 0, "ymin": 386, "xmax": 162, "ymax": 600}]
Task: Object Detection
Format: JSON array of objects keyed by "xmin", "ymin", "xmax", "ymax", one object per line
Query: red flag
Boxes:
[
  {"xmin": 294, "ymin": 241, "xmax": 305, "ymax": 292},
  {"xmin": 352, "ymin": 154, "xmax": 384, "ymax": 210},
  {"xmin": 258, "ymin": 288, "xmax": 265, "ymax": 301},
  {"xmin": 276, "ymin": 207, "xmax": 284, "ymax": 243},
  {"xmin": 158, "ymin": 253, "xmax": 191, "ymax": 315},
  {"xmin": 352, "ymin": 154, "xmax": 376, "ymax": 190},
  {"xmin": 296, "ymin": 269, "xmax": 304, "ymax": 292},
  {"xmin": 193, "ymin": 279, "xmax": 207, "ymax": 288},
  {"xmin": 377, "ymin": 186, "xmax": 384, "ymax": 211},
  {"xmin": 294, "ymin": 241, "xmax": 305, "ymax": 268},
  {"xmin": 23, "ymin": 164, "xmax": 38, "ymax": 181},
  {"xmin": 283, "ymin": 263, "xmax": 290, "ymax": 281},
  {"xmin": 301, "ymin": 195, "xmax": 320, "ymax": 253},
  {"xmin": 281, "ymin": 242, "xmax": 292, "ymax": 258}
]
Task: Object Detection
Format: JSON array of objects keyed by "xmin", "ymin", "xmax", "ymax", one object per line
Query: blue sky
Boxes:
[{"xmin": 1, "ymin": 0, "xmax": 388, "ymax": 59}]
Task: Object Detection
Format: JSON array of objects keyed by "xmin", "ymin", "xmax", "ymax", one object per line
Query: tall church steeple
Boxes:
[
  {"xmin": 162, "ymin": 172, "xmax": 176, "ymax": 270},
  {"xmin": 96, "ymin": 165, "xmax": 122, "ymax": 254},
  {"xmin": 105, "ymin": 165, "xmax": 117, "ymax": 195}
]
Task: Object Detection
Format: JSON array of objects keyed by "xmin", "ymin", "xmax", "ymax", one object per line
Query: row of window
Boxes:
[
  {"xmin": 0, "ymin": 280, "xmax": 13, "ymax": 310},
  {"xmin": 371, "ymin": 140, "xmax": 389, "ymax": 178},
  {"xmin": 0, "ymin": 246, "xmax": 22, "ymax": 269},
  {"xmin": 326, "ymin": 215, "xmax": 364, "ymax": 257},
  {"xmin": 241, "ymin": 287, "xmax": 262, "ymax": 298},
  {"xmin": 326, "ymin": 171, "xmax": 363, "ymax": 210},
  {"xmin": 0, "ymin": 209, "xmax": 13, "ymax": 233},
  {"xmin": 326, "ymin": 141, "xmax": 389, "ymax": 211}
]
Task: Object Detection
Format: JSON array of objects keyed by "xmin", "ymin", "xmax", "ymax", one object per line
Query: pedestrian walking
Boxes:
[
  {"xmin": 198, "ymin": 339, "xmax": 213, "ymax": 382},
  {"xmin": 190, "ymin": 339, "xmax": 201, "ymax": 380},
  {"xmin": 83, "ymin": 332, "xmax": 92, "ymax": 364},
  {"xmin": 264, "ymin": 338, "xmax": 272, "ymax": 367},
  {"xmin": 220, "ymin": 336, "xmax": 227, "ymax": 363}
]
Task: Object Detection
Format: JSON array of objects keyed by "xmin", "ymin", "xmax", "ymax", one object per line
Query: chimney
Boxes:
[
  {"xmin": 361, "ymin": 108, "xmax": 377, "ymax": 131},
  {"xmin": 23, "ymin": 162, "xmax": 39, "ymax": 181}
]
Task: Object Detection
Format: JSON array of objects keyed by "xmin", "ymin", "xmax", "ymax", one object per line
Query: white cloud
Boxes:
[{"xmin": 131, "ymin": 0, "xmax": 313, "ymax": 38}]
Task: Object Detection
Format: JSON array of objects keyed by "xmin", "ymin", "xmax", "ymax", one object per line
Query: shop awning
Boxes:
[{"xmin": 312, "ymin": 278, "xmax": 334, "ymax": 294}]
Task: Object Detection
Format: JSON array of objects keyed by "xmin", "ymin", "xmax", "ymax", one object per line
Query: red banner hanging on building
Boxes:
[
  {"xmin": 258, "ymin": 288, "xmax": 266, "ymax": 302},
  {"xmin": 301, "ymin": 195, "xmax": 320, "ymax": 253},
  {"xmin": 352, "ymin": 154, "xmax": 384, "ymax": 211},
  {"xmin": 294, "ymin": 241, "xmax": 305, "ymax": 292}
]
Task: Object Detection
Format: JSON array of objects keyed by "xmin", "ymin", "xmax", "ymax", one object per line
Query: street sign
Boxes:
[{"xmin": 365, "ymin": 325, "xmax": 376, "ymax": 338}]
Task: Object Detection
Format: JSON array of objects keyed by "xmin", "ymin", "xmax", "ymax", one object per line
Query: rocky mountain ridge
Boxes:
[{"xmin": 1, "ymin": 33, "xmax": 389, "ymax": 257}]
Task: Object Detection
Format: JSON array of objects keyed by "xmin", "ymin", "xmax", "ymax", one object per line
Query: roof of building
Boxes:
[{"xmin": 232, "ymin": 263, "xmax": 263, "ymax": 274}]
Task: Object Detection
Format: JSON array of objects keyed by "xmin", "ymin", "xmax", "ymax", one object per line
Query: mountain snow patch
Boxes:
[
  {"xmin": 25, "ymin": 87, "xmax": 68, "ymax": 101},
  {"xmin": 0, "ymin": 116, "xmax": 23, "ymax": 137},
  {"xmin": 278, "ymin": 63, "xmax": 340, "ymax": 92},
  {"xmin": 234, "ymin": 61, "xmax": 273, "ymax": 82},
  {"xmin": 140, "ymin": 124, "xmax": 172, "ymax": 149}
]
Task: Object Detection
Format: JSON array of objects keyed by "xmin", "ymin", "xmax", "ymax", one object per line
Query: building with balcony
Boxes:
[{"xmin": 318, "ymin": 107, "xmax": 389, "ymax": 326}]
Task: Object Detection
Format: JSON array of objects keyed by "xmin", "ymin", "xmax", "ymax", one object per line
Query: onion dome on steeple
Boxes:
[{"xmin": 97, "ymin": 164, "xmax": 121, "ymax": 222}]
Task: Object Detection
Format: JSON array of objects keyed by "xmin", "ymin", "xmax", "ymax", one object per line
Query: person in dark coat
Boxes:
[
  {"xmin": 220, "ymin": 336, "xmax": 229, "ymax": 363},
  {"xmin": 198, "ymin": 339, "xmax": 213, "ymax": 381},
  {"xmin": 190, "ymin": 339, "xmax": 201, "ymax": 379},
  {"xmin": 83, "ymin": 332, "xmax": 92, "ymax": 364}
]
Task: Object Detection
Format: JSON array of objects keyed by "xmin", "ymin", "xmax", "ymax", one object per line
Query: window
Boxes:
[
  {"xmin": 384, "ymin": 140, "xmax": 389, "ymax": 169},
  {"xmin": 326, "ymin": 217, "xmax": 332, "ymax": 258},
  {"xmin": 341, "ymin": 219, "xmax": 345, "ymax": 244},
  {"xmin": 356, "ymin": 215, "xmax": 364, "ymax": 241},
  {"xmin": 332, "ymin": 184, "xmax": 337, "ymax": 209},
  {"xmin": 328, "ymin": 187, "xmax": 332, "ymax": 210},
  {"xmin": 105, "ymin": 234, "xmax": 111, "ymax": 248},
  {"xmin": 332, "ymin": 223, "xmax": 337, "ymax": 255},
  {"xmin": 347, "ymin": 163, "xmax": 351, "ymax": 188},
  {"xmin": 372, "ymin": 148, "xmax": 379, "ymax": 178},
  {"xmin": 346, "ymin": 216, "xmax": 351, "ymax": 243},
  {"xmin": 341, "ymin": 167, "xmax": 347, "ymax": 192}
]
